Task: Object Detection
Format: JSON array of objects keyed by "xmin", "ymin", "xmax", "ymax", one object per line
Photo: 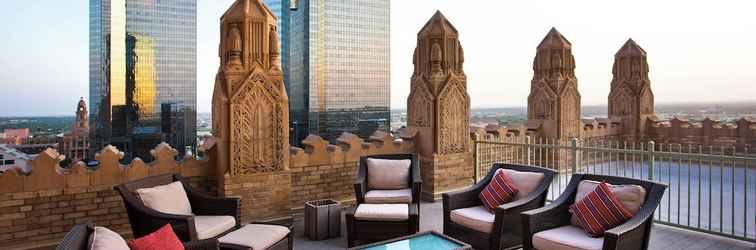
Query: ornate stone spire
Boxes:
[
  {"xmin": 406, "ymin": 11, "xmax": 472, "ymax": 200},
  {"xmin": 211, "ymin": 0, "xmax": 291, "ymax": 220},
  {"xmin": 527, "ymin": 27, "xmax": 581, "ymax": 139},
  {"xmin": 609, "ymin": 38, "xmax": 654, "ymax": 139}
]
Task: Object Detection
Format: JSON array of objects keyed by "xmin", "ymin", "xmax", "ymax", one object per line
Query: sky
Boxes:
[{"xmin": 0, "ymin": 0, "xmax": 755, "ymax": 117}]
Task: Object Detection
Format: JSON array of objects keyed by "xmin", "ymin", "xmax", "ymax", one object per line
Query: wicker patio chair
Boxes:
[
  {"xmin": 346, "ymin": 154, "xmax": 422, "ymax": 247},
  {"xmin": 521, "ymin": 174, "xmax": 667, "ymax": 250},
  {"xmin": 114, "ymin": 173, "xmax": 240, "ymax": 242},
  {"xmin": 442, "ymin": 163, "xmax": 555, "ymax": 250},
  {"xmin": 56, "ymin": 224, "xmax": 218, "ymax": 250}
]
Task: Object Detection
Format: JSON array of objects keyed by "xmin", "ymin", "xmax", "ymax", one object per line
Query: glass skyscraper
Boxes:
[
  {"xmin": 264, "ymin": 0, "xmax": 390, "ymax": 145},
  {"xmin": 89, "ymin": 0, "xmax": 196, "ymax": 161}
]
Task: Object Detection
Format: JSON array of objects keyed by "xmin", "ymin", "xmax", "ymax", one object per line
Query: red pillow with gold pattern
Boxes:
[
  {"xmin": 479, "ymin": 170, "xmax": 519, "ymax": 212},
  {"xmin": 570, "ymin": 182, "xmax": 634, "ymax": 237}
]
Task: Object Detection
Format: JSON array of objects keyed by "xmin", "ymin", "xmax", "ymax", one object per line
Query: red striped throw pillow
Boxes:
[
  {"xmin": 479, "ymin": 170, "xmax": 519, "ymax": 212},
  {"xmin": 570, "ymin": 182, "xmax": 634, "ymax": 237}
]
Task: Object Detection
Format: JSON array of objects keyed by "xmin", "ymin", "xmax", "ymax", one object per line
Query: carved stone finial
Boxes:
[
  {"xmin": 229, "ymin": 24, "xmax": 242, "ymax": 55},
  {"xmin": 226, "ymin": 23, "xmax": 243, "ymax": 69},
  {"xmin": 430, "ymin": 42, "xmax": 442, "ymax": 73},
  {"xmin": 269, "ymin": 27, "xmax": 281, "ymax": 72}
]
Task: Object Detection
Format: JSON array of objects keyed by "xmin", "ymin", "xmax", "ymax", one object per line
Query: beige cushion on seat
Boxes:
[
  {"xmin": 365, "ymin": 188, "xmax": 412, "ymax": 204},
  {"xmin": 136, "ymin": 181, "xmax": 193, "ymax": 216},
  {"xmin": 195, "ymin": 215, "xmax": 236, "ymax": 240},
  {"xmin": 449, "ymin": 205, "xmax": 495, "ymax": 233},
  {"xmin": 367, "ymin": 158, "xmax": 411, "ymax": 190},
  {"xmin": 499, "ymin": 169, "xmax": 545, "ymax": 200},
  {"xmin": 219, "ymin": 224, "xmax": 290, "ymax": 250},
  {"xmin": 354, "ymin": 204, "xmax": 409, "ymax": 221},
  {"xmin": 89, "ymin": 227, "xmax": 130, "ymax": 250},
  {"xmin": 570, "ymin": 180, "xmax": 646, "ymax": 227},
  {"xmin": 532, "ymin": 225, "xmax": 603, "ymax": 250}
]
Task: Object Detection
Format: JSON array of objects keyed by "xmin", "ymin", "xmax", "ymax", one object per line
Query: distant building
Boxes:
[
  {"xmin": 89, "ymin": 0, "xmax": 197, "ymax": 160},
  {"xmin": 264, "ymin": 0, "xmax": 391, "ymax": 144},
  {"xmin": 0, "ymin": 144, "xmax": 31, "ymax": 174},
  {"xmin": 58, "ymin": 98, "xmax": 90, "ymax": 162},
  {"xmin": 2, "ymin": 128, "xmax": 29, "ymax": 145}
]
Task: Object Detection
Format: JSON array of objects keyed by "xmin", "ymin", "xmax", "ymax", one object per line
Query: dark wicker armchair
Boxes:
[
  {"xmin": 114, "ymin": 174, "xmax": 240, "ymax": 242},
  {"xmin": 442, "ymin": 163, "xmax": 555, "ymax": 250},
  {"xmin": 346, "ymin": 154, "xmax": 422, "ymax": 247},
  {"xmin": 56, "ymin": 224, "xmax": 218, "ymax": 250},
  {"xmin": 521, "ymin": 174, "xmax": 667, "ymax": 250}
]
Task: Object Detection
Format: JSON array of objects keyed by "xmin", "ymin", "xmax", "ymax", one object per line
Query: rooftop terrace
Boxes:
[{"xmin": 291, "ymin": 201, "xmax": 753, "ymax": 250}]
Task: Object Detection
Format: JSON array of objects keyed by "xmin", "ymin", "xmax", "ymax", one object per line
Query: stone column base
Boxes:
[{"xmin": 419, "ymin": 152, "xmax": 474, "ymax": 201}]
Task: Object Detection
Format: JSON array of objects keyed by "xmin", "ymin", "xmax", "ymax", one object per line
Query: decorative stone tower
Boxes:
[
  {"xmin": 527, "ymin": 28, "xmax": 581, "ymax": 140},
  {"xmin": 211, "ymin": 0, "xmax": 291, "ymax": 221},
  {"xmin": 60, "ymin": 98, "xmax": 90, "ymax": 162},
  {"xmin": 406, "ymin": 11, "xmax": 472, "ymax": 200},
  {"xmin": 608, "ymin": 39, "xmax": 654, "ymax": 139},
  {"xmin": 74, "ymin": 98, "xmax": 89, "ymax": 136}
]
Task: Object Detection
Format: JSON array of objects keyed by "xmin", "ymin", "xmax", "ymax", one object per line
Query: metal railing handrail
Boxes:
[{"xmin": 473, "ymin": 137, "xmax": 755, "ymax": 243}]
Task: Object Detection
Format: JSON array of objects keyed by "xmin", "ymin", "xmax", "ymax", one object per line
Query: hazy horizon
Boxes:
[{"xmin": 1, "ymin": 0, "xmax": 755, "ymax": 117}]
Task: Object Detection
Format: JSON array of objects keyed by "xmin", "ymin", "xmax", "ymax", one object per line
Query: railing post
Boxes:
[
  {"xmin": 525, "ymin": 136, "xmax": 532, "ymax": 165},
  {"xmin": 648, "ymin": 141, "xmax": 655, "ymax": 181},
  {"xmin": 473, "ymin": 136, "xmax": 480, "ymax": 183},
  {"xmin": 571, "ymin": 137, "xmax": 579, "ymax": 174}
]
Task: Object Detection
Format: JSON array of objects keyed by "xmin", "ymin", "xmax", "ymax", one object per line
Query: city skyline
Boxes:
[
  {"xmin": 89, "ymin": 0, "xmax": 197, "ymax": 159},
  {"xmin": 1, "ymin": 0, "xmax": 756, "ymax": 117}
]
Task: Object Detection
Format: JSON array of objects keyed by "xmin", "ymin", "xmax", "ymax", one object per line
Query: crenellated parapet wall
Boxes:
[
  {"xmin": 288, "ymin": 131, "xmax": 415, "ymax": 211},
  {"xmin": 646, "ymin": 117, "xmax": 756, "ymax": 151},
  {"xmin": 0, "ymin": 130, "xmax": 416, "ymax": 248},
  {"xmin": 580, "ymin": 118, "xmax": 624, "ymax": 140},
  {"xmin": 0, "ymin": 142, "xmax": 217, "ymax": 248}
]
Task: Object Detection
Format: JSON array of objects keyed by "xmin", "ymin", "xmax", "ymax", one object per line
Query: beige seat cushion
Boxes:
[
  {"xmin": 500, "ymin": 169, "xmax": 545, "ymax": 200},
  {"xmin": 89, "ymin": 227, "xmax": 130, "ymax": 250},
  {"xmin": 219, "ymin": 224, "xmax": 290, "ymax": 250},
  {"xmin": 136, "ymin": 181, "xmax": 193, "ymax": 216},
  {"xmin": 449, "ymin": 205, "xmax": 495, "ymax": 233},
  {"xmin": 365, "ymin": 188, "xmax": 412, "ymax": 204},
  {"xmin": 367, "ymin": 158, "xmax": 411, "ymax": 190},
  {"xmin": 195, "ymin": 215, "xmax": 236, "ymax": 240},
  {"xmin": 354, "ymin": 204, "xmax": 409, "ymax": 221},
  {"xmin": 570, "ymin": 180, "xmax": 646, "ymax": 227},
  {"xmin": 533, "ymin": 225, "xmax": 603, "ymax": 250}
]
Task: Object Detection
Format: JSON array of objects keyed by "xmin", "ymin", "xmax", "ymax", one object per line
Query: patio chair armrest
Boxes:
[
  {"xmin": 604, "ymin": 183, "xmax": 667, "ymax": 249},
  {"xmin": 190, "ymin": 194, "xmax": 241, "ymax": 225},
  {"xmin": 442, "ymin": 182, "xmax": 486, "ymax": 212},
  {"xmin": 355, "ymin": 162, "xmax": 368, "ymax": 204},
  {"xmin": 354, "ymin": 179, "xmax": 366, "ymax": 204},
  {"xmin": 183, "ymin": 239, "xmax": 218, "ymax": 250}
]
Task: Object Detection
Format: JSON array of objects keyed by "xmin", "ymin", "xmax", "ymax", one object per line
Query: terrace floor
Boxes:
[{"xmin": 292, "ymin": 201, "xmax": 754, "ymax": 250}]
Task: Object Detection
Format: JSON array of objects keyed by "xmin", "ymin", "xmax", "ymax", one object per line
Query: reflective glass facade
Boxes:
[
  {"xmin": 271, "ymin": 0, "xmax": 390, "ymax": 145},
  {"xmin": 89, "ymin": 0, "xmax": 196, "ymax": 161}
]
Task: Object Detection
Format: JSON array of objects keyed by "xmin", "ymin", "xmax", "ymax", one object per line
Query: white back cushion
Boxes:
[
  {"xmin": 499, "ymin": 169, "xmax": 545, "ymax": 200},
  {"xmin": 136, "ymin": 181, "xmax": 194, "ymax": 216},
  {"xmin": 89, "ymin": 227, "xmax": 129, "ymax": 250},
  {"xmin": 570, "ymin": 180, "xmax": 646, "ymax": 227},
  {"xmin": 367, "ymin": 158, "xmax": 411, "ymax": 190}
]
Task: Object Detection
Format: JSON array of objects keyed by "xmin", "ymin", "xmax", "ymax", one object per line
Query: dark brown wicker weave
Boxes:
[
  {"xmin": 114, "ymin": 174, "xmax": 240, "ymax": 242},
  {"xmin": 521, "ymin": 174, "xmax": 667, "ymax": 250},
  {"xmin": 56, "ymin": 224, "xmax": 218, "ymax": 250},
  {"xmin": 442, "ymin": 163, "xmax": 556, "ymax": 250},
  {"xmin": 346, "ymin": 154, "xmax": 422, "ymax": 247}
]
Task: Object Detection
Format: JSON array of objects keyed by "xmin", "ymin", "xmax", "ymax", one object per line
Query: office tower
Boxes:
[
  {"xmin": 265, "ymin": 0, "xmax": 391, "ymax": 145},
  {"xmin": 89, "ymin": 0, "xmax": 197, "ymax": 160}
]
